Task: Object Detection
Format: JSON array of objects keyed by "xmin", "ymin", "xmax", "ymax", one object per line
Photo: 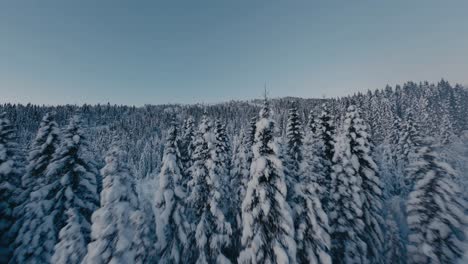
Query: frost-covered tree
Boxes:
[
  {"xmin": 136, "ymin": 135, "xmax": 161, "ymax": 179},
  {"xmin": 231, "ymin": 130, "xmax": 251, "ymax": 213},
  {"xmin": 384, "ymin": 214, "xmax": 406, "ymax": 264},
  {"xmin": 51, "ymin": 208, "xmax": 89, "ymax": 264},
  {"xmin": 11, "ymin": 112, "xmax": 61, "ymax": 264},
  {"xmin": 330, "ymin": 105, "xmax": 384, "ymax": 264},
  {"xmin": 20, "ymin": 112, "xmax": 61, "ymax": 196},
  {"xmin": 0, "ymin": 113, "xmax": 22, "ymax": 262},
  {"xmin": 315, "ymin": 105, "xmax": 336, "ymax": 213},
  {"xmin": 179, "ymin": 117, "xmax": 196, "ymax": 180},
  {"xmin": 238, "ymin": 99, "xmax": 296, "ymax": 264},
  {"xmin": 439, "ymin": 105, "xmax": 455, "ymax": 145},
  {"xmin": 287, "ymin": 107, "xmax": 331, "ymax": 264},
  {"xmin": 155, "ymin": 121, "xmax": 188, "ymax": 263},
  {"xmin": 379, "ymin": 116, "xmax": 405, "ymax": 198},
  {"xmin": 397, "ymin": 112, "xmax": 422, "ymax": 195},
  {"xmin": 82, "ymin": 144, "xmax": 140, "ymax": 264},
  {"xmin": 406, "ymin": 140, "xmax": 467, "ymax": 264},
  {"xmin": 214, "ymin": 120, "xmax": 231, "ymax": 210},
  {"xmin": 292, "ymin": 178, "xmax": 331, "ymax": 264},
  {"xmin": 303, "ymin": 111, "xmax": 326, "ymax": 194},
  {"xmin": 229, "ymin": 129, "xmax": 253, "ymax": 258},
  {"xmin": 247, "ymin": 116, "xmax": 257, "ymax": 148},
  {"xmin": 351, "ymin": 107, "xmax": 385, "ymax": 264},
  {"xmin": 284, "ymin": 102, "xmax": 303, "ymax": 199},
  {"xmin": 186, "ymin": 114, "xmax": 232, "ymax": 263},
  {"xmin": 46, "ymin": 115, "xmax": 100, "ymax": 263},
  {"xmin": 131, "ymin": 209, "xmax": 157, "ymax": 264}
]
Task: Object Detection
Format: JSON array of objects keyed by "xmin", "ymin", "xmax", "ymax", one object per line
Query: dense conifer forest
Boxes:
[{"xmin": 1, "ymin": 80, "xmax": 468, "ymax": 264}]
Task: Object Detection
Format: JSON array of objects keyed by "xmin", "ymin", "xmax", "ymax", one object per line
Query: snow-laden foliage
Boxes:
[
  {"xmin": 186, "ymin": 114, "xmax": 232, "ymax": 263},
  {"xmin": 247, "ymin": 116, "xmax": 257, "ymax": 148},
  {"xmin": 0, "ymin": 113, "xmax": 22, "ymax": 262},
  {"xmin": 406, "ymin": 140, "xmax": 467, "ymax": 264},
  {"xmin": 314, "ymin": 105, "xmax": 336, "ymax": 214},
  {"xmin": 397, "ymin": 112, "xmax": 422, "ymax": 195},
  {"xmin": 46, "ymin": 115, "xmax": 99, "ymax": 263},
  {"xmin": 0, "ymin": 80, "xmax": 467, "ymax": 264},
  {"xmin": 378, "ymin": 116, "xmax": 405, "ymax": 198},
  {"xmin": 230, "ymin": 131, "xmax": 252, "ymax": 227},
  {"xmin": 136, "ymin": 135, "xmax": 161, "ymax": 179},
  {"xmin": 330, "ymin": 105, "xmax": 384, "ymax": 264},
  {"xmin": 384, "ymin": 211, "xmax": 406, "ymax": 264},
  {"xmin": 179, "ymin": 117, "xmax": 196, "ymax": 182},
  {"xmin": 12, "ymin": 113, "xmax": 61, "ymax": 264},
  {"xmin": 155, "ymin": 121, "xmax": 188, "ymax": 263},
  {"xmin": 131, "ymin": 208, "xmax": 157, "ymax": 264},
  {"xmin": 20, "ymin": 112, "xmax": 61, "ymax": 197},
  {"xmin": 51, "ymin": 208, "xmax": 89, "ymax": 264},
  {"xmin": 213, "ymin": 120, "xmax": 232, "ymax": 212},
  {"xmin": 238, "ymin": 99, "xmax": 297, "ymax": 264},
  {"xmin": 82, "ymin": 144, "xmax": 140, "ymax": 264},
  {"xmin": 284, "ymin": 102, "xmax": 303, "ymax": 201},
  {"xmin": 286, "ymin": 104, "xmax": 332, "ymax": 264},
  {"xmin": 229, "ymin": 129, "xmax": 254, "ymax": 258}
]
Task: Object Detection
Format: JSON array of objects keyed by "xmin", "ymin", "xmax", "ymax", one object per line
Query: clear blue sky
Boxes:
[{"xmin": 1, "ymin": 0, "xmax": 467, "ymax": 105}]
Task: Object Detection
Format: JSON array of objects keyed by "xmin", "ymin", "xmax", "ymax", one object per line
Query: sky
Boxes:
[{"xmin": 1, "ymin": 0, "xmax": 468, "ymax": 106}]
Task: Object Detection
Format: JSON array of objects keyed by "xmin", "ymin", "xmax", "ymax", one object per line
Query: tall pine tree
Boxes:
[
  {"xmin": 238, "ymin": 99, "xmax": 296, "ymax": 264},
  {"xmin": 315, "ymin": 105, "xmax": 336, "ymax": 213},
  {"xmin": 406, "ymin": 139, "xmax": 467, "ymax": 264},
  {"xmin": 47, "ymin": 115, "xmax": 100, "ymax": 263},
  {"xmin": 155, "ymin": 121, "xmax": 188, "ymax": 263},
  {"xmin": 12, "ymin": 113, "xmax": 61, "ymax": 264},
  {"xmin": 82, "ymin": 144, "xmax": 140, "ymax": 264},
  {"xmin": 186, "ymin": 114, "xmax": 232, "ymax": 263},
  {"xmin": 0, "ymin": 113, "xmax": 22, "ymax": 263},
  {"xmin": 286, "ymin": 103, "xmax": 331, "ymax": 264},
  {"xmin": 330, "ymin": 105, "xmax": 384, "ymax": 264},
  {"xmin": 52, "ymin": 208, "xmax": 89, "ymax": 264}
]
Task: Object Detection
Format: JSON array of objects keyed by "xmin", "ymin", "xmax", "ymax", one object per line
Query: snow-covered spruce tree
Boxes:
[
  {"xmin": 214, "ymin": 120, "xmax": 232, "ymax": 208},
  {"xmin": 406, "ymin": 140, "xmax": 467, "ymax": 264},
  {"xmin": 329, "ymin": 108, "xmax": 366, "ymax": 264},
  {"xmin": 315, "ymin": 105, "xmax": 336, "ymax": 213},
  {"xmin": 186, "ymin": 114, "xmax": 232, "ymax": 263},
  {"xmin": 238, "ymin": 99, "xmax": 296, "ymax": 264},
  {"xmin": 284, "ymin": 102, "xmax": 303, "ymax": 200},
  {"xmin": 383, "ymin": 213, "xmax": 406, "ymax": 264},
  {"xmin": 379, "ymin": 116, "xmax": 405, "ymax": 198},
  {"xmin": 51, "ymin": 208, "xmax": 89, "ymax": 264},
  {"xmin": 303, "ymin": 111, "xmax": 327, "ymax": 195},
  {"xmin": 330, "ymin": 105, "xmax": 384, "ymax": 264},
  {"xmin": 214, "ymin": 119, "xmax": 239, "ymax": 259},
  {"xmin": 229, "ymin": 129, "xmax": 253, "ymax": 259},
  {"xmin": 11, "ymin": 112, "xmax": 61, "ymax": 264},
  {"xmin": 82, "ymin": 144, "xmax": 140, "ymax": 264},
  {"xmin": 352, "ymin": 108, "xmax": 385, "ymax": 264},
  {"xmin": 179, "ymin": 117, "xmax": 196, "ymax": 181},
  {"xmin": 397, "ymin": 111, "xmax": 419, "ymax": 164},
  {"xmin": 20, "ymin": 112, "xmax": 60, "ymax": 195},
  {"xmin": 397, "ymin": 111, "xmax": 422, "ymax": 195},
  {"xmin": 247, "ymin": 116, "xmax": 257, "ymax": 148},
  {"xmin": 231, "ymin": 129, "xmax": 251, "ymax": 219},
  {"xmin": 0, "ymin": 113, "xmax": 22, "ymax": 263},
  {"xmin": 439, "ymin": 105, "xmax": 455, "ymax": 145},
  {"xmin": 137, "ymin": 135, "xmax": 161, "ymax": 179},
  {"xmin": 286, "ymin": 104, "xmax": 331, "ymax": 264},
  {"xmin": 155, "ymin": 121, "xmax": 188, "ymax": 263},
  {"xmin": 131, "ymin": 209, "xmax": 157, "ymax": 264},
  {"xmin": 46, "ymin": 115, "xmax": 99, "ymax": 263}
]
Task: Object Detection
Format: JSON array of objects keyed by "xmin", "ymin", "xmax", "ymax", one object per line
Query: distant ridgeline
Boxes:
[
  {"xmin": 1, "ymin": 80, "xmax": 466, "ymax": 161},
  {"xmin": 0, "ymin": 79, "xmax": 467, "ymax": 264}
]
